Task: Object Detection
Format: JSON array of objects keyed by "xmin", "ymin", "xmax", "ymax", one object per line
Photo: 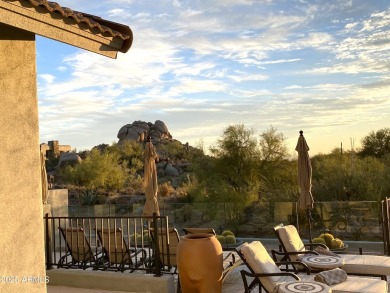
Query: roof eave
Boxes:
[
  {"xmin": 0, "ymin": 1, "xmax": 131, "ymax": 58},
  {"xmin": 77, "ymin": 11, "xmax": 133, "ymax": 53}
]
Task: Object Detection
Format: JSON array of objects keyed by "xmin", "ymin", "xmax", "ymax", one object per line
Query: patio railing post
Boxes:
[
  {"xmin": 152, "ymin": 212, "xmax": 162, "ymax": 276},
  {"xmin": 45, "ymin": 213, "xmax": 54, "ymax": 270}
]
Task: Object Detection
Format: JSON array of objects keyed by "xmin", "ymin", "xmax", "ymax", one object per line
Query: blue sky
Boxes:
[{"xmin": 37, "ymin": 0, "xmax": 390, "ymax": 156}]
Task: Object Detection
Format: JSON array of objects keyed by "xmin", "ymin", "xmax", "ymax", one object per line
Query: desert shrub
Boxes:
[
  {"xmin": 312, "ymin": 237, "xmax": 327, "ymax": 246},
  {"xmin": 60, "ymin": 149, "xmax": 128, "ymax": 191},
  {"xmin": 225, "ymin": 235, "xmax": 236, "ymax": 244},
  {"xmin": 330, "ymin": 238, "xmax": 344, "ymax": 249},
  {"xmin": 159, "ymin": 140, "xmax": 186, "ymax": 160},
  {"xmin": 159, "ymin": 182, "xmax": 175, "ymax": 197},
  {"xmin": 216, "ymin": 235, "xmax": 226, "ymax": 244},
  {"xmin": 222, "ymin": 230, "xmax": 235, "ymax": 237},
  {"xmin": 123, "ymin": 174, "xmax": 144, "ymax": 194},
  {"xmin": 136, "ymin": 232, "xmax": 150, "ymax": 243},
  {"xmin": 79, "ymin": 189, "xmax": 106, "ymax": 205},
  {"xmin": 319, "ymin": 233, "xmax": 334, "ymax": 247},
  {"xmin": 175, "ymin": 176, "xmax": 208, "ymax": 203}
]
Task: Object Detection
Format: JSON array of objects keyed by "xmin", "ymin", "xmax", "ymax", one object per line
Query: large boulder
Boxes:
[
  {"xmin": 117, "ymin": 120, "xmax": 172, "ymax": 144},
  {"xmin": 152, "ymin": 120, "xmax": 171, "ymax": 140},
  {"xmin": 92, "ymin": 144, "xmax": 109, "ymax": 152},
  {"xmin": 156, "ymin": 161, "xmax": 179, "ymax": 177},
  {"xmin": 164, "ymin": 163, "xmax": 179, "ymax": 177},
  {"xmin": 117, "ymin": 121, "xmax": 149, "ymax": 142},
  {"xmin": 57, "ymin": 152, "xmax": 82, "ymax": 167}
]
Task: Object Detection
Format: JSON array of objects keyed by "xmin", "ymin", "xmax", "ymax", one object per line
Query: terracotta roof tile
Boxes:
[{"xmin": 4, "ymin": 0, "xmax": 133, "ymax": 52}]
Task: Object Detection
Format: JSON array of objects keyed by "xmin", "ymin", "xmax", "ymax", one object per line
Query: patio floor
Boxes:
[
  {"xmin": 46, "ymin": 249, "xmax": 246, "ymax": 293},
  {"xmin": 46, "ymin": 265, "xmax": 390, "ymax": 293},
  {"xmin": 46, "ymin": 239, "xmax": 388, "ymax": 293},
  {"xmin": 46, "ymin": 262, "xmax": 247, "ymax": 293}
]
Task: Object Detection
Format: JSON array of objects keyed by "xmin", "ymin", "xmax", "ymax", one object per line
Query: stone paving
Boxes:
[{"xmin": 47, "ymin": 239, "xmax": 388, "ymax": 293}]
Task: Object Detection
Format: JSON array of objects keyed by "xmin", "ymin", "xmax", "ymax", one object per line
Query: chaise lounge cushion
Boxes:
[
  {"xmin": 278, "ymin": 224, "xmax": 390, "ymax": 279},
  {"xmin": 238, "ymin": 241, "xmax": 388, "ymax": 293},
  {"xmin": 277, "ymin": 225, "xmax": 305, "ymax": 261},
  {"xmin": 299, "ymin": 275, "xmax": 387, "ymax": 293},
  {"xmin": 240, "ymin": 241, "xmax": 297, "ymax": 292},
  {"xmin": 341, "ymin": 254, "xmax": 390, "ymax": 278}
]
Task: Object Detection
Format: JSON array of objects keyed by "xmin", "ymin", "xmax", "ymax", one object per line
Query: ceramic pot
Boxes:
[{"xmin": 177, "ymin": 233, "xmax": 223, "ymax": 293}]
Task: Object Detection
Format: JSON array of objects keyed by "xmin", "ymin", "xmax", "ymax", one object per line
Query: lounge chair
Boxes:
[
  {"xmin": 96, "ymin": 227, "xmax": 147, "ymax": 272},
  {"xmin": 274, "ymin": 224, "xmax": 390, "ymax": 280},
  {"xmin": 236, "ymin": 240, "xmax": 388, "ymax": 293},
  {"xmin": 150, "ymin": 227, "xmax": 181, "ymax": 293},
  {"xmin": 58, "ymin": 226, "xmax": 103, "ymax": 269},
  {"xmin": 150, "ymin": 227, "xmax": 181, "ymax": 273}
]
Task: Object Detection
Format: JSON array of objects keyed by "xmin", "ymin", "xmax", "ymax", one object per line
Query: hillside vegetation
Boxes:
[{"xmin": 51, "ymin": 124, "xmax": 390, "ymax": 220}]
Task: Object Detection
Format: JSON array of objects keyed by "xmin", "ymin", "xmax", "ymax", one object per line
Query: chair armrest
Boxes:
[
  {"xmin": 271, "ymin": 249, "xmax": 319, "ymax": 258},
  {"xmin": 223, "ymin": 251, "xmax": 236, "ymax": 267},
  {"xmin": 275, "ymin": 261, "xmax": 311, "ymax": 275},
  {"xmin": 304, "ymin": 243, "xmax": 327, "ymax": 249},
  {"xmin": 271, "ymin": 249, "xmax": 289, "ymax": 262},
  {"xmin": 240, "ymin": 269, "xmax": 300, "ymax": 279},
  {"xmin": 240, "ymin": 269, "xmax": 300, "ymax": 293},
  {"xmin": 296, "ymin": 250, "xmax": 319, "ymax": 255},
  {"xmin": 290, "ymin": 250, "xmax": 319, "ymax": 255}
]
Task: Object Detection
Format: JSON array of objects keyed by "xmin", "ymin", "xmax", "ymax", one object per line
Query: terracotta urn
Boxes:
[{"xmin": 177, "ymin": 233, "xmax": 223, "ymax": 293}]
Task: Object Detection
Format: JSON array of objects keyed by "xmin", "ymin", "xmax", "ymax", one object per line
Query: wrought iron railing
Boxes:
[
  {"xmin": 66, "ymin": 200, "xmax": 384, "ymax": 242},
  {"xmin": 44, "ymin": 213, "xmax": 173, "ymax": 276}
]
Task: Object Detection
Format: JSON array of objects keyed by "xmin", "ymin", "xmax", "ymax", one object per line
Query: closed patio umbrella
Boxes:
[
  {"xmin": 41, "ymin": 152, "xmax": 48, "ymax": 204},
  {"xmin": 142, "ymin": 136, "xmax": 160, "ymax": 216},
  {"xmin": 295, "ymin": 130, "xmax": 314, "ymax": 242}
]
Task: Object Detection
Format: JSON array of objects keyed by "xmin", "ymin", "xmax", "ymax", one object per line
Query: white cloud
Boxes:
[
  {"xmin": 37, "ymin": 0, "xmax": 390, "ymax": 155},
  {"xmin": 57, "ymin": 66, "xmax": 67, "ymax": 72},
  {"xmin": 39, "ymin": 74, "xmax": 55, "ymax": 84},
  {"xmin": 228, "ymin": 74, "xmax": 268, "ymax": 83}
]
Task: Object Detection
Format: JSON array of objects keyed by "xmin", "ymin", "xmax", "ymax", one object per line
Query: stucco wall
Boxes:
[{"xmin": 0, "ymin": 24, "xmax": 47, "ymax": 292}]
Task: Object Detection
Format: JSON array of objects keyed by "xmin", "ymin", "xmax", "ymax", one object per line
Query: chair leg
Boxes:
[{"xmin": 176, "ymin": 275, "xmax": 181, "ymax": 293}]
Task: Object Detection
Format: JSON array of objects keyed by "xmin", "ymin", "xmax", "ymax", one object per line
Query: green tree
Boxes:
[
  {"xmin": 312, "ymin": 149, "xmax": 386, "ymax": 201},
  {"xmin": 379, "ymin": 154, "xmax": 390, "ymax": 198},
  {"xmin": 191, "ymin": 125, "xmax": 295, "ymax": 203},
  {"xmin": 359, "ymin": 128, "xmax": 390, "ymax": 158},
  {"xmin": 184, "ymin": 124, "xmax": 260, "ymax": 232},
  {"xmin": 61, "ymin": 148, "xmax": 128, "ymax": 191},
  {"xmin": 257, "ymin": 127, "xmax": 295, "ymax": 202},
  {"xmin": 259, "ymin": 126, "xmax": 289, "ymax": 167},
  {"xmin": 209, "ymin": 124, "xmax": 259, "ymax": 194},
  {"xmin": 312, "ymin": 150, "xmax": 348, "ymax": 201}
]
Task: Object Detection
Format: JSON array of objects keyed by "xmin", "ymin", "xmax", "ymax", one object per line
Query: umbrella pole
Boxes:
[
  {"xmin": 295, "ymin": 202, "xmax": 300, "ymax": 232},
  {"xmin": 307, "ymin": 209, "xmax": 313, "ymax": 243}
]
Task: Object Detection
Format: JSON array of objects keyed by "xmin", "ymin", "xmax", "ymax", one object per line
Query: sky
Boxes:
[{"xmin": 36, "ymin": 0, "xmax": 390, "ymax": 157}]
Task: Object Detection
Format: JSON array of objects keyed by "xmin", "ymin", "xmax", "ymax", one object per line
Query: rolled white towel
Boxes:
[
  {"xmin": 314, "ymin": 246, "xmax": 341, "ymax": 258},
  {"xmin": 314, "ymin": 268, "xmax": 348, "ymax": 285}
]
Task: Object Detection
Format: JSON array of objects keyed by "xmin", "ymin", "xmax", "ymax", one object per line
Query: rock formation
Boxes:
[
  {"xmin": 57, "ymin": 152, "xmax": 82, "ymax": 167},
  {"xmin": 116, "ymin": 120, "xmax": 193, "ymax": 187},
  {"xmin": 117, "ymin": 120, "xmax": 172, "ymax": 145},
  {"xmin": 53, "ymin": 120, "xmax": 193, "ymax": 190}
]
